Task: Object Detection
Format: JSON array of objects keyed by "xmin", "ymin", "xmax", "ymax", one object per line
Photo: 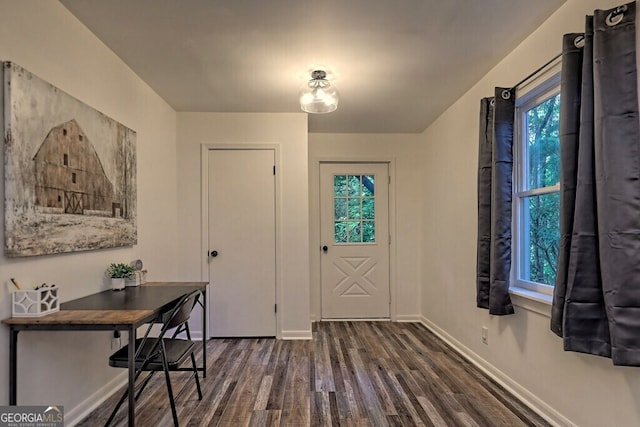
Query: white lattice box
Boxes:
[{"xmin": 12, "ymin": 288, "xmax": 59, "ymax": 317}]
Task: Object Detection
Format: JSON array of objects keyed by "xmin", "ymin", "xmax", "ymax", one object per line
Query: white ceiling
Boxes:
[{"xmin": 60, "ymin": 0, "xmax": 565, "ymax": 133}]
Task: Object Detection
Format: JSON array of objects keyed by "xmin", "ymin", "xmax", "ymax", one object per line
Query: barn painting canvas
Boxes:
[{"xmin": 3, "ymin": 62, "xmax": 136, "ymax": 257}]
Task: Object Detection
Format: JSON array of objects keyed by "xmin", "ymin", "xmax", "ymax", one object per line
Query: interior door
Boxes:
[
  {"xmin": 320, "ymin": 162, "xmax": 390, "ymax": 319},
  {"xmin": 208, "ymin": 149, "xmax": 276, "ymax": 336}
]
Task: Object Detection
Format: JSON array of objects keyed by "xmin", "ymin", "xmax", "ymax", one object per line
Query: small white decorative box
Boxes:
[{"xmin": 12, "ymin": 288, "xmax": 59, "ymax": 317}]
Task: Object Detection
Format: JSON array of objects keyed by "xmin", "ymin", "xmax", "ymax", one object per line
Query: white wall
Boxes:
[
  {"xmin": 0, "ymin": 0, "xmax": 179, "ymax": 423},
  {"xmin": 419, "ymin": 1, "xmax": 640, "ymax": 426},
  {"xmin": 309, "ymin": 133, "xmax": 422, "ymax": 321},
  {"xmin": 176, "ymin": 112, "xmax": 311, "ymax": 338}
]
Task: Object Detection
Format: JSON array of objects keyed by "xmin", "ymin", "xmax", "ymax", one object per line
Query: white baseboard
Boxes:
[
  {"xmin": 419, "ymin": 316, "xmax": 574, "ymax": 427},
  {"xmin": 280, "ymin": 329, "xmax": 312, "ymax": 340},
  {"xmin": 395, "ymin": 314, "xmax": 422, "ymax": 322},
  {"xmin": 65, "ymin": 371, "xmax": 127, "ymax": 427},
  {"xmin": 193, "ymin": 330, "xmax": 310, "ymax": 340},
  {"xmin": 311, "ymin": 315, "xmax": 422, "ymax": 323}
]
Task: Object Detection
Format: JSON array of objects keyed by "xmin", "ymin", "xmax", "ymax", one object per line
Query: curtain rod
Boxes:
[{"xmin": 510, "ymin": 52, "xmax": 562, "ymax": 91}]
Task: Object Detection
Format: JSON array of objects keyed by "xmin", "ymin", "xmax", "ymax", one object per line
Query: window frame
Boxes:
[{"xmin": 512, "ymin": 73, "xmax": 561, "ymax": 296}]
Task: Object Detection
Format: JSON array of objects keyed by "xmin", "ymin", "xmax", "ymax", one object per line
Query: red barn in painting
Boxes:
[{"xmin": 33, "ymin": 119, "xmax": 121, "ymax": 216}]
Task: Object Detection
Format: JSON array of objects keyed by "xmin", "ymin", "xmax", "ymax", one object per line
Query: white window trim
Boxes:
[
  {"xmin": 511, "ymin": 72, "xmax": 561, "ymax": 304},
  {"xmin": 510, "ymin": 286, "xmax": 552, "ymax": 316}
]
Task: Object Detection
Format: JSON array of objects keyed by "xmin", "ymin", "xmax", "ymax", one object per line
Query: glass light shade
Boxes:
[{"xmin": 299, "ymin": 72, "xmax": 339, "ymax": 114}]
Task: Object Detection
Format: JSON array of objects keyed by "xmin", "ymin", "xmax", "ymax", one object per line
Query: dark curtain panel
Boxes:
[
  {"xmin": 476, "ymin": 87, "xmax": 515, "ymax": 316},
  {"xmin": 551, "ymin": 2, "xmax": 640, "ymax": 366},
  {"xmin": 550, "ymin": 31, "xmax": 584, "ymax": 338},
  {"xmin": 476, "ymin": 97, "xmax": 494, "ymax": 310}
]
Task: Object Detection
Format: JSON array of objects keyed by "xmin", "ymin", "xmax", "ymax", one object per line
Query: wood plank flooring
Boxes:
[{"xmin": 77, "ymin": 322, "xmax": 550, "ymax": 427}]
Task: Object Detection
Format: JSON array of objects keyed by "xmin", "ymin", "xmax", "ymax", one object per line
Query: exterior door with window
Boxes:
[{"xmin": 320, "ymin": 163, "xmax": 390, "ymax": 319}]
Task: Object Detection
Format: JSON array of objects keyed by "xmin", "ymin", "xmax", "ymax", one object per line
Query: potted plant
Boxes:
[{"xmin": 106, "ymin": 263, "xmax": 135, "ymax": 291}]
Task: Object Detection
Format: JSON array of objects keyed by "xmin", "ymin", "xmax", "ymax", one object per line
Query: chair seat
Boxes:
[{"xmin": 109, "ymin": 338, "xmax": 195, "ymax": 370}]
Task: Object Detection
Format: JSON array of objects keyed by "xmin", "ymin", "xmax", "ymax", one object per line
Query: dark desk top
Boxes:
[
  {"xmin": 2, "ymin": 282, "xmax": 207, "ymax": 326},
  {"xmin": 61, "ymin": 283, "xmax": 204, "ymax": 311}
]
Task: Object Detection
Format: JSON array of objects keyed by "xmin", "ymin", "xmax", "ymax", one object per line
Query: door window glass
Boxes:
[{"xmin": 334, "ymin": 175, "xmax": 375, "ymax": 243}]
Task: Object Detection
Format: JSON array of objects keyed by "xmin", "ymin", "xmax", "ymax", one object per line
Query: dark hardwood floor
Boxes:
[{"xmin": 78, "ymin": 322, "xmax": 551, "ymax": 427}]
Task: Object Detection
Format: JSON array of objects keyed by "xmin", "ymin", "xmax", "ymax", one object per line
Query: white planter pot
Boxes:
[{"xmin": 111, "ymin": 278, "xmax": 125, "ymax": 291}]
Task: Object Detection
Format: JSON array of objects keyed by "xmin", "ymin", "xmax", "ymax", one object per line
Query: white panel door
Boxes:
[
  {"xmin": 320, "ymin": 163, "xmax": 390, "ymax": 319},
  {"xmin": 208, "ymin": 149, "xmax": 276, "ymax": 336}
]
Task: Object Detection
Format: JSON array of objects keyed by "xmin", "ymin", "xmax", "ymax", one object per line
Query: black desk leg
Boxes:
[
  {"xmin": 9, "ymin": 328, "xmax": 18, "ymax": 405},
  {"xmin": 202, "ymin": 287, "xmax": 207, "ymax": 378},
  {"xmin": 127, "ymin": 326, "xmax": 136, "ymax": 427}
]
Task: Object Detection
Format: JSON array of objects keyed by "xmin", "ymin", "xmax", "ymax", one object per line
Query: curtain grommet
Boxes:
[
  {"xmin": 606, "ymin": 5, "xmax": 627, "ymax": 27},
  {"xmin": 501, "ymin": 90, "xmax": 511, "ymax": 100},
  {"xmin": 574, "ymin": 34, "xmax": 585, "ymax": 48},
  {"xmin": 490, "ymin": 98, "xmax": 495, "ymax": 106}
]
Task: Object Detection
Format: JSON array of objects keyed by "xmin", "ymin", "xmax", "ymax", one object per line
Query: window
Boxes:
[
  {"xmin": 514, "ymin": 75, "xmax": 560, "ymax": 295},
  {"xmin": 333, "ymin": 174, "xmax": 375, "ymax": 243}
]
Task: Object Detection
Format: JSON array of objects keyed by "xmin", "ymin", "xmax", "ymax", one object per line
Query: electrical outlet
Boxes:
[
  {"xmin": 111, "ymin": 331, "xmax": 121, "ymax": 349},
  {"xmin": 481, "ymin": 326, "xmax": 488, "ymax": 345}
]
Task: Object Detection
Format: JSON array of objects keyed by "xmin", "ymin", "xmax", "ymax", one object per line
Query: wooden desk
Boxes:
[{"xmin": 2, "ymin": 281, "xmax": 208, "ymax": 427}]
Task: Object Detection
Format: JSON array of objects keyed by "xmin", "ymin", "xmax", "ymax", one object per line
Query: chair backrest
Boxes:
[
  {"xmin": 129, "ymin": 290, "xmax": 200, "ymax": 364},
  {"xmin": 161, "ymin": 290, "xmax": 199, "ymax": 331}
]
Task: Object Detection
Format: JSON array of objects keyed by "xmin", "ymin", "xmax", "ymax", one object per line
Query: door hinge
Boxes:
[
  {"xmin": 273, "ymin": 165, "xmax": 276, "ymax": 175},
  {"xmin": 388, "ymin": 175, "xmax": 391, "ymax": 184},
  {"xmin": 274, "ymin": 303, "xmax": 277, "ymax": 313}
]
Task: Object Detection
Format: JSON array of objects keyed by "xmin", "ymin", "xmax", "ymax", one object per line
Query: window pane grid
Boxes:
[{"xmin": 333, "ymin": 174, "xmax": 375, "ymax": 243}]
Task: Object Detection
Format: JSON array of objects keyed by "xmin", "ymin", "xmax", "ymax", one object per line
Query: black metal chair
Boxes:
[{"xmin": 105, "ymin": 290, "xmax": 203, "ymax": 426}]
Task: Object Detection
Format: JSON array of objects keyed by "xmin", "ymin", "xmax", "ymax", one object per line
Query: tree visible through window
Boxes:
[
  {"xmin": 514, "ymin": 78, "xmax": 560, "ymax": 294},
  {"xmin": 334, "ymin": 175, "xmax": 375, "ymax": 243}
]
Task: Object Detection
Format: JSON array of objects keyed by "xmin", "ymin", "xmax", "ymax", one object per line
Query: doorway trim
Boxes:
[
  {"xmin": 200, "ymin": 143, "xmax": 282, "ymax": 338},
  {"xmin": 310, "ymin": 156, "xmax": 397, "ymax": 322}
]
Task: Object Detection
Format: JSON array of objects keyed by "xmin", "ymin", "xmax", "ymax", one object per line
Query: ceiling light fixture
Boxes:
[{"xmin": 299, "ymin": 70, "xmax": 339, "ymax": 114}]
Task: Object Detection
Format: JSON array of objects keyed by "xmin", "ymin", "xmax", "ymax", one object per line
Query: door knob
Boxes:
[
  {"xmin": 210, "ymin": 250, "xmax": 218, "ymax": 257},
  {"xmin": 322, "ymin": 245, "xmax": 328, "ymax": 253}
]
